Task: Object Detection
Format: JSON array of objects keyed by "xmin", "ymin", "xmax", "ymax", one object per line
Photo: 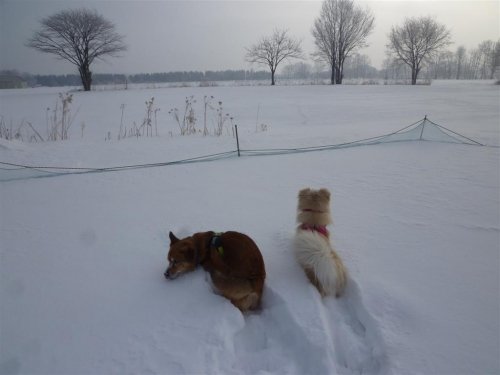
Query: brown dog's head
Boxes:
[{"xmin": 164, "ymin": 232, "xmax": 198, "ymax": 280}]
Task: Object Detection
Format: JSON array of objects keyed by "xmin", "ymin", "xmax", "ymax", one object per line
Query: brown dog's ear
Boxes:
[{"xmin": 169, "ymin": 231, "xmax": 179, "ymax": 244}]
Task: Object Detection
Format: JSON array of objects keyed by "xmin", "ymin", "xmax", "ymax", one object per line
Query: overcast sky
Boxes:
[{"xmin": 0, "ymin": 0, "xmax": 498, "ymax": 75}]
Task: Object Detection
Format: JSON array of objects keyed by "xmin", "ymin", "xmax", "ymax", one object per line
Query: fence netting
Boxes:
[{"xmin": 0, "ymin": 117, "xmax": 484, "ymax": 182}]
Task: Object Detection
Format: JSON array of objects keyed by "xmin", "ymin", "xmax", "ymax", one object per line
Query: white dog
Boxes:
[{"xmin": 294, "ymin": 188, "xmax": 347, "ymax": 297}]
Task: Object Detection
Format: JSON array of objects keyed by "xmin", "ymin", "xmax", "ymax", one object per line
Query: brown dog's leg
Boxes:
[
  {"xmin": 234, "ymin": 292, "xmax": 260, "ymax": 311},
  {"xmin": 235, "ymin": 277, "xmax": 265, "ymax": 311},
  {"xmin": 210, "ymin": 271, "xmax": 263, "ymax": 311}
]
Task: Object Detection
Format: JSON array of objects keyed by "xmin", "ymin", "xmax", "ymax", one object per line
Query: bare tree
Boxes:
[
  {"xmin": 27, "ymin": 8, "xmax": 126, "ymax": 91},
  {"xmin": 245, "ymin": 29, "xmax": 303, "ymax": 85},
  {"xmin": 455, "ymin": 46, "xmax": 466, "ymax": 79},
  {"xmin": 344, "ymin": 53, "xmax": 376, "ymax": 79},
  {"xmin": 491, "ymin": 40, "xmax": 500, "ymax": 79},
  {"xmin": 465, "ymin": 47, "xmax": 483, "ymax": 79},
  {"xmin": 387, "ymin": 16, "xmax": 451, "ymax": 85},
  {"xmin": 312, "ymin": 0, "xmax": 374, "ymax": 84},
  {"xmin": 382, "ymin": 57, "xmax": 410, "ymax": 81},
  {"xmin": 429, "ymin": 51, "xmax": 454, "ymax": 79},
  {"xmin": 281, "ymin": 62, "xmax": 312, "ymax": 80},
  {"xmin": 477, "ymin": 40, "xmax": 500, "ymax": 79}
]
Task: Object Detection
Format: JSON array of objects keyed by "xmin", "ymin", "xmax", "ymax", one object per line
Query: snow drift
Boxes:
[{"xmin": 1, "ymin": 81, "xmax": 499, "ymax": 375}]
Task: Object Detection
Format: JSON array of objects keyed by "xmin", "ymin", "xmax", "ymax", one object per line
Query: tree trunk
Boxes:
[
  {"xmin": 79, "ymin": 64, "xmax": 92, "ymax": 91},
  {"xmin": 411, "ymin": 65, "xmax": 418, "ymax": 85},
  {"xmin": 330, "ymin": 63, "xmax": 335, "ymax": 85},
  {"xmin": 336, "ymin": 66, "xmax": 343, "ymax": 84},
  {"xmin": 271, "ymin": 69, "xmax": 275, "ymax": 86},
  {"xmin": 336, "ymin": 55, "xmax": 344, "ymax": 84}
]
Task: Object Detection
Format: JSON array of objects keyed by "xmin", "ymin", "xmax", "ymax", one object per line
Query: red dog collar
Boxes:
[{"xmin": 300, "ymin": 223, "xmax": 329, "ymax": 237}]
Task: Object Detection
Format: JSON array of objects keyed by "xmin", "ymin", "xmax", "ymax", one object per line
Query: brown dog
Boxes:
[{"xmin": 165, "ymin": 231, "xmax": 266, "ymax": 312}]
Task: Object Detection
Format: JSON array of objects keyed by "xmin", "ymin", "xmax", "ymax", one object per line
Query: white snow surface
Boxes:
[{"xmin": 1, "ymin": 81, "xmax": 499, "ymax": 375}]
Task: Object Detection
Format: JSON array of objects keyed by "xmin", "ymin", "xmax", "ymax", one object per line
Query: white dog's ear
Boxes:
[
  {"xmin": 318, "ymin": 188, "xmax": 331, "ymax": 200},
  {"xmin": 169, "ymin": 231, "xmax": 179, "ymax": 244},
  {"xmin": 298, "ymin": 188, "xmax": 311, "ymax": 197}
]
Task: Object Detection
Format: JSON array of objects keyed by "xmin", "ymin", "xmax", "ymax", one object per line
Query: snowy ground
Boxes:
[{"xmin": 1, "ymin": 81, "xmax": 499, "ymax": 375}]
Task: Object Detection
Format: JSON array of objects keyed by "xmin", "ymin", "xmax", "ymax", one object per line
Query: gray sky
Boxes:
[{"xmin": 0, "ymin": 0, "xmax": 498, "ymax": 75}]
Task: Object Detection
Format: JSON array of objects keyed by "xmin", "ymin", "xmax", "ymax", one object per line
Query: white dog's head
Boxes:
[{"xmin": 296, "ymin": 188, "xmax": 332, "ymax": 226}]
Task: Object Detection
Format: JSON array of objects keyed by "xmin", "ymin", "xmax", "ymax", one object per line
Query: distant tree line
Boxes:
[
  {"xmin": 278, "ymin": 38, "xmax": 499, "ymax": 83},
  {"xmin": 2, "ymin": 39, "xmax": 498, "ymax": 89},
  {"xmin": 23, "ymin": 73, "xmax": 126, "ymax": 87},
  {"xmin": 128, "ymin": 70, "xmax": 270, "ymax": 83},
  {"xmin": 427, "ymin": 41, "xmax": 499, "ymax": 80},
  {"xmin": 0, "ymin": 70, "xmax": 272, "ymax": 88},
  {"xmin": 383, "ymin": 39, "xmax": 500, "ymax": 82}
]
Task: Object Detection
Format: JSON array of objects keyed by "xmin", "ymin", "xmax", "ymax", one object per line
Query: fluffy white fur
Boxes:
[{"xmin": 294, "ymin": 230, "xmax": 342, "ymax": 296}]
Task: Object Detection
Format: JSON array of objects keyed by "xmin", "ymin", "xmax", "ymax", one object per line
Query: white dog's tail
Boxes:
[{"xmin": 294, "ymin": 230, "xmax": 347, "ymax": 297}]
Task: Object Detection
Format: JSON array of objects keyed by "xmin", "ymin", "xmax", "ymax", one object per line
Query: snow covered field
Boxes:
[{"xmin": 1, "ymin": 80, "xmax": 499, "ymax": 375}]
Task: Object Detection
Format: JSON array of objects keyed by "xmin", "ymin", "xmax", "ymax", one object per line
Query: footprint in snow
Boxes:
[
  {"xmin": 322, "ymin": 276, "xmax": 390, "ymax": 375},
  {"xmin": 233, "ymin": 287, "xmax": 333, "ymax": 374}
]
